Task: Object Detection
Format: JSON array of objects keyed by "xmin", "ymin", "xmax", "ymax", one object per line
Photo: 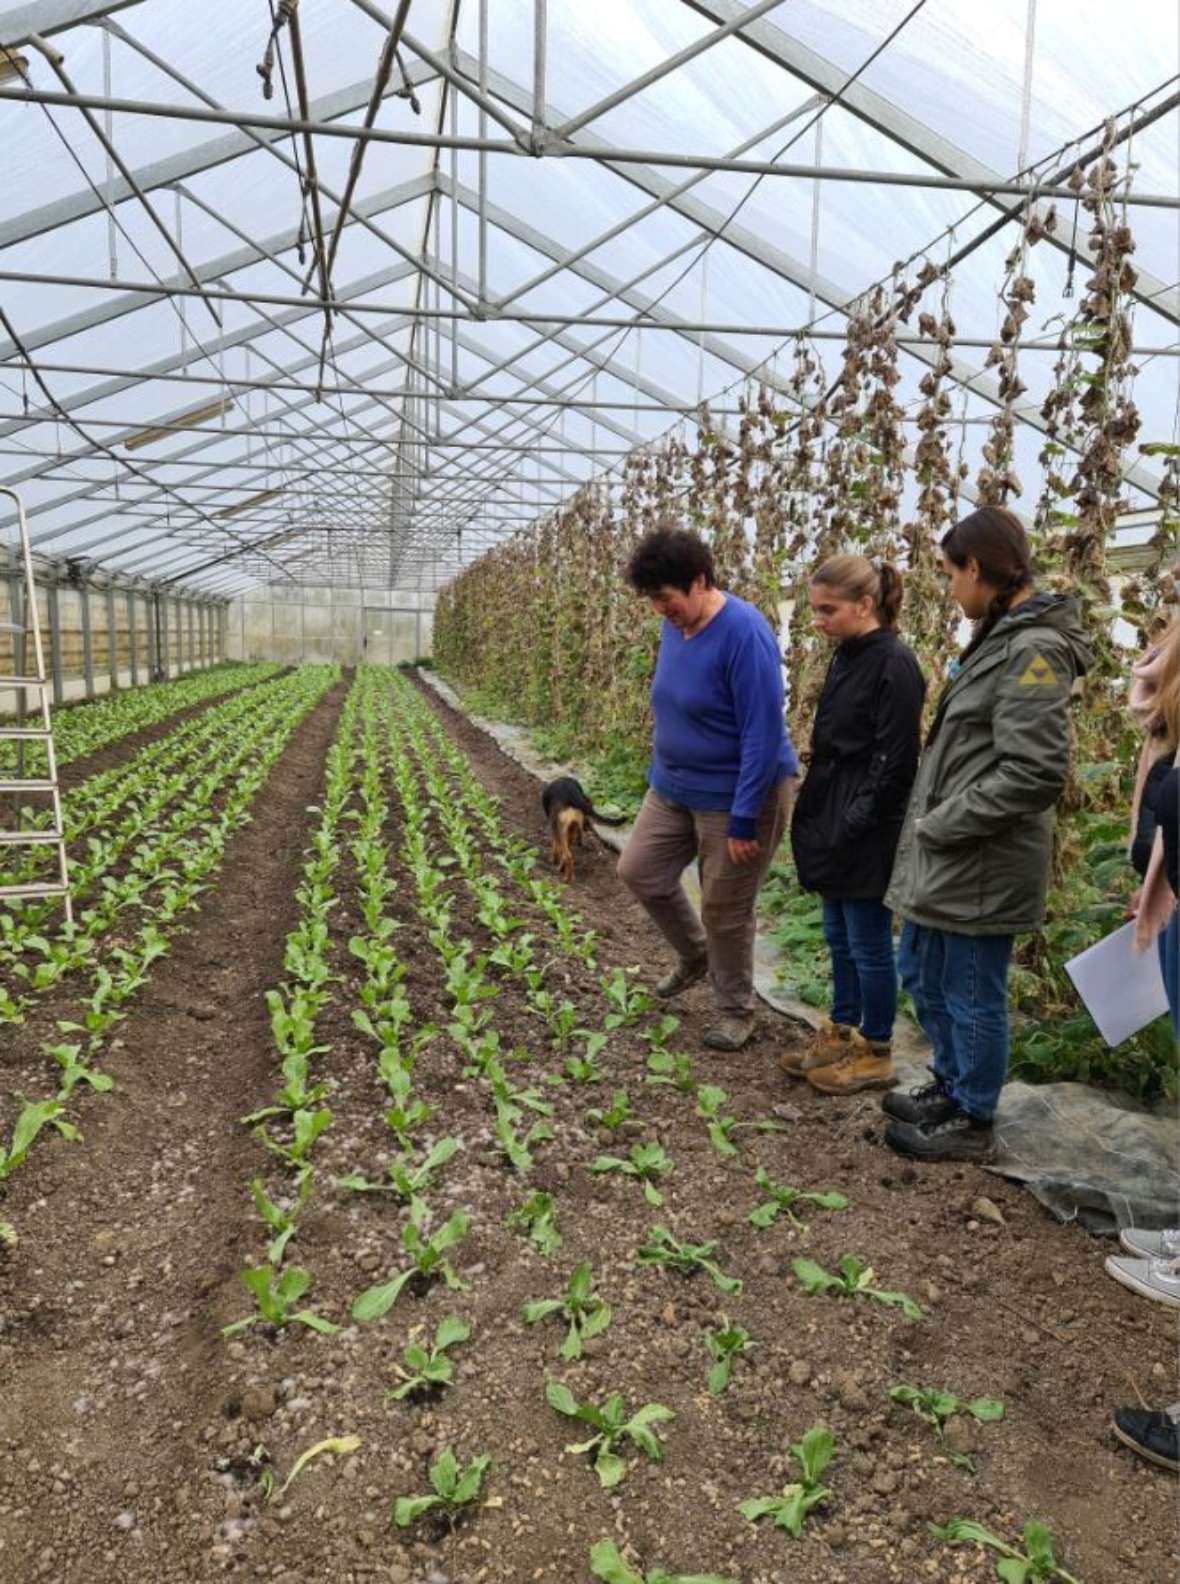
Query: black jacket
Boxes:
[
  {"xmin": 791, "ymin": 629, "xmax": 926, "ymax": 900},
  {"xmin": 1140, "ymin": 757, "xmax": 1179, "ymax": 900},
  {"xmin": 1131, "ymin": 751, "xmax": 1172, "ymax": 880}
]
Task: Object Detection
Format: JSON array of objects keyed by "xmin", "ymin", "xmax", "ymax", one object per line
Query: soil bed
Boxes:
[{"xmin": 0, "ymin": 670, "xmax": 1173, "ymax": 1584}]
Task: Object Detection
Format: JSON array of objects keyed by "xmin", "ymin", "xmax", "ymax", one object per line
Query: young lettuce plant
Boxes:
[
  {"xmin": 929, "ymin": 1518, "xmax": 1080, "ymax": 1582},
  {"xmin": 351, "ymin": 1201, "xmax": 469, "ymax": 1321},
  {"xmin": 601, "ymin": 967, "xmax": 656, "ymax": 1029},
  {"xmin": 588, "ymin": 1539, "xmax": 736, "ymax": 1584},
  {"xmin": 890, "ymin": 1385, "xmax": 1005, "ymax": 1472},
  {"xmin": 0, "ymin": 1096, "xmax": 79, "ymax": 1181},
  {"xmin": 592, "ymin": 1142, "xmax": 673, "ymax": 1206},
  {"xmin": 222, "ymin": 1265, "xmax": 340, "ymax": 1338},
  {"xmin": 338, "ymin": 1136, "xmax": 460, "ymax": 1205},
  {"xmin": 586, "ymin": 1087, "xmax": 635, "ymax": 1133},
  {"xmin": 637, "ymin": 1226, "xmax": 742, "ymax": 1295},
  {"xmin": 704, "ymin": 1317, "xmax": 755, "ymax": 1395},
  {"xmin": 565, "ymin": 1030, "xmax": 608, "ymax": 1084},
  {"xmin": 506, "ymin": 1190, "xmax": 562, "ymax": 1256},
  {"xmin": 545, "ymin": 1380, "xmax": 673, "ymax": 1488},
  {"xmin": 47, "ymin": 1041, "xmax": 114, "ymax": 1099},
  {"xmin": 694, "ymin": 1085, "xmax": 785, "ymax": 1158},
  {"xmin": 393, "ymin": 1446, "xmax": 491, "ymax": 1530},
  {"xmin": 493, "ymin": 1100, "xmax": 553, "ymax": 1172},
  {"xmin": 522, "ymin": 1262, "xmax": 612, "ymax": 1359},
  {"xmin": 645, "ymin": 1051, "xmax": 695, "ymax": 1092},
  {"xmin": 256, "ymin": 1105, "xmax": 333, "ymax": 1170},
  {"xmin": 748, "ymin": 1168, "xmax": 849, "ymax": 1231},
  {"xmin": 792, "ymin": 1255, "xmax": 924, "ymax": 1320},
  {"xmin": 739, "ymin": 1424, "xmax": 834, "ymax": 1539},
  {"xmin": 387, "ymin": 1315, "xmax": 471, "ymax": 1400},
  {"xmin": 251, "ymin": 1169, "xmax": 312, "ymax": 1264},
  {"xmin": 638, "ymin": 1013, "xmax": 681, "ymax": 1053}
]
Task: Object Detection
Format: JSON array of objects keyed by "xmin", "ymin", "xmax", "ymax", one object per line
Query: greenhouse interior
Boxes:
[{"xmin": 0, "ymin": 2, "xmax": 1178, "ymax": 1580}]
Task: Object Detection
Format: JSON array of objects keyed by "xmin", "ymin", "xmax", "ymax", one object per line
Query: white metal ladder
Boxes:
[{"xmin": 0, "ymin": 486, "xmax": 72, "ymax": 924}]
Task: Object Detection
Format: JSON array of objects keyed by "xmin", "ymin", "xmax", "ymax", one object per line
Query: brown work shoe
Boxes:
[
  {"xmin": 655, "ymin": 955, "xmax": 709, "ymax": 999},
  {"xmin": 702, "ymin": 1016, "xmax": 754, "ymax": 1052},
  {"xmin": 805, "ymin": 1035, "xmax": 896, "ymax": 1095},
  {"xmin": 778, "ymin": 1019, "xmax": 855, "ymax": 1078}
]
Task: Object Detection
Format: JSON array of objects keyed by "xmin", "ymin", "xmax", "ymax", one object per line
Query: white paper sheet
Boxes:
[{"xmin": 1065, "ymin": 920, "xmax": 1170, "ymax": 1047}]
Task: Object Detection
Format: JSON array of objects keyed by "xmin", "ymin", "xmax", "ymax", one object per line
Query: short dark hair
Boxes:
[{"xmin": 625, "ymin": 528, "xmax": 715, "ymax": 594}]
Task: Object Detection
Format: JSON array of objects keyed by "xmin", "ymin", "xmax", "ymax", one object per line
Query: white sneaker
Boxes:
[
  {"xmin": 1119, "ymin": 1228, "xmax": 1179, "ymax": 1260},
  {"xmin": 1105, "ymin": 1255, "xmax": 1180, "ymax": 1309}
]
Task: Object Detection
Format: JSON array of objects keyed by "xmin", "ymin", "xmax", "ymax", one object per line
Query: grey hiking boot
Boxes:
[
  {"xmin": 702, "ymin": 1016, "xmax": 754, "ymax": 1052},
  {"xmin": 655, "ymin": 956, "xmax": 709, "ymax": 999},
  {"xmin": 883, "ymin": 1108, "xmax": 996, "ymax": 1164}
]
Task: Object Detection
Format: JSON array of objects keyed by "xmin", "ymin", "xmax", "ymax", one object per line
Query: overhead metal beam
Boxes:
[
  {"xmin": 0, "ymin": 0, "xmax": 140, "ymax": 43},
  {"xmin": 466, "ymin": 53, "xmax": 1172, "ymax": 504},
  {"xmin": 680, "ymin": 0, "xmax": 1179, "ymax": 325}
]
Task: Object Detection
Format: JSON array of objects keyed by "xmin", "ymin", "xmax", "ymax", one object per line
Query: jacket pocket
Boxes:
[{"xmin": 909, "ymin": 829, "xmax": 985, "ymax": 925}]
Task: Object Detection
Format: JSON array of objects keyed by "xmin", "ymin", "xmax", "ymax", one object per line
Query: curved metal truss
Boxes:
[{"xmin": 0, "ymin": 0, "xmax": 1176, "ymax": 598}]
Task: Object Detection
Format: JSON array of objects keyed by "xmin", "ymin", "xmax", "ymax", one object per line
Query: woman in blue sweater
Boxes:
[{"xmin": 617, "ymin": 528, "xmax": 798, "ymax": 1051}]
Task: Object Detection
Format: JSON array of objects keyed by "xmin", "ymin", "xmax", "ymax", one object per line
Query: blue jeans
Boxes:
[
  {"xmin": 1160, "ymin": 908, "xmax": 1180, "ymax": 1036},
  {"xmin": 821, "ymin": 897, "xmax": 898, "ymax": 1044},
  {"xmin": 898, "ymin": 921, "xmax": 1015, "ymax": 1122}
]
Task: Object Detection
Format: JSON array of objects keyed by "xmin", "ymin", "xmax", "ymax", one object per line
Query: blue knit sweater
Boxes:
[{"xmin": 648, "ymin": 594, "xmax": 798, "ymax": 839}]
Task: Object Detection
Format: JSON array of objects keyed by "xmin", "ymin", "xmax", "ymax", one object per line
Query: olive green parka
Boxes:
[{"xmin": 885, "ymin": 593, "xmax": 1093, "ymax": 935}]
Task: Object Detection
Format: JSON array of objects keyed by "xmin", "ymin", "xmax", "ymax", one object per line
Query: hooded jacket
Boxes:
[
  {"xmin": 885, "ymin": 593, "xmax": 1093, "ymax": 935},
  {"xmin": 790, "ymin": 629, "xmax": 926, "ymax": 900}
]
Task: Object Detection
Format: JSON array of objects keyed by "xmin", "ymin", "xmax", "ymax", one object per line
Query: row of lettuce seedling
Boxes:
[
  {"xmin": 0, "ymin": 665, "xmax": 339, "ymax": 1244},
  {"xmin": 226, "ymin": 669, "xmax": 1070, "ymax": 1582}
]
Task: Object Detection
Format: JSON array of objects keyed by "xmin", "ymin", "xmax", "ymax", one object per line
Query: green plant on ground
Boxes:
[
  {"xmin": 645, "ymin": 1051, "xmax": 695, "ymax": 1092},
  {"xmin": 545, "ymin": 1380, "xmax": 673, "ymax": 1488},
  {"xmin": 592, "ymin": 1141, "xmax": 673, "ymax": 1206},
  {"xmin": 739, "ymin": 1424, "xmax": 834, "ymax": 1539},
  {"xmin": 638, "ymin": 1013, "xmax": 681, "ymax": 1052},
  {"xmin": 493, "ymin": 1103, "xmax": 554, "ymax": 1171},
  {"xmin": 601, "ymin": 967, "xmax": 656, "ymax": 1028},
  {"xmin": 338, "ymin": 1136, "xmax": 460, "ymax": 1206},
  {"xmin": 704, "ymin": 1316, "xmax": 755, "ymax": 1395},
  {"xmin": 890, "ymin": 1384, "xmax": 1004, "ymax": 1472},
  {"xmin": 393, "ymin": 1446, "xmax": 491, "ymax": 1529},
  {"xmin": 250, "ymin": 1170, "xmax": 312, "ymax": 1264},
  {"xmin": 506, "ymin": 1190, "xmax": 562, "ymax": 1255},
  {"xmin": 222, "ymin": 1265, "xmax": 340, "ymax": 1338},
  {"xmin": 565, "ymin": 1030, "xmax": 608, "ymax": 1084},
  {"xmin": 255, "ymin": 1105, "xmax": 333, "ymax": 1170},
  {"xmin": 351, "ymin": 1201, "xmax": 469, "ymax": 1321},
  {"xmin": 792, "ymin": 1254, "xmax": 923, "ymax": 1320},
  {"xmin": 0, "ymin": 1096, "xmax": 78, "ymax": 1181},
  {"xmin": 522, "ymin": 1262, "xmax": 612, "ymax": 1359},
  {"xmin": 586, "ymin": 1087, "xmax": 635, "ymax": 1132},
  {"xmin": 748, "ymin": 1168, "xmax": 849, "ymax": 1230},
  {"xmin": 637, "ymin": 1226, "xmax": 742, "ymax": 1294},
  {"xmin": 929, "ymin": 1518, "xmax": 1080, "ymax": 1582},
  {"xmin": 693, "ymin": 1085, "xmax": 786, "ymax": 1157},
  {"xmin": 588, "ymin": 1538, "xmax": 736, "ymax": 1584},
  {"xmin": 387, "ymin": 1315, "xmax": 471, "ymax": 1400}
]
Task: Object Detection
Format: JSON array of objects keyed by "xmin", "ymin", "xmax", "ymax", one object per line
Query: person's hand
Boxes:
[
  {"xmin": 727, "ymin": 836, "xmax": 760, "ymax": 865},
  {"xmin": 1125, "ymin": 886, "xmax": 1143, "ymax": 921}
]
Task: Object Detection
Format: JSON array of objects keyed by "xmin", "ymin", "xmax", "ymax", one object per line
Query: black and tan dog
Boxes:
[{"xmin": 540, "ymin": 776, "xmax": 626, "ymax": 883}]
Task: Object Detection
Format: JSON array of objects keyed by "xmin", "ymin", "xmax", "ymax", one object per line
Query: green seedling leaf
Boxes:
[
  {"xmin": 704, "ymin": 1317, "xmax": 755, "ymax": 1395},
  {"xmin": 637, "ymin": 1226, "xmax": 742, "ymax": 1294},
  {"xmin": 522, "ymin": 1262, "xmax": 612, "ymax": 1359},
  {"xmin": 506, "ymin": 1190, "xmax": 562, "ymax": 1255},
  {"xmin": 748, "ymin": 1168, "xmax": 849, "ymax": 1230},
  {"xmin": 793, "ymin": 1254, "xmax": 923, "ymax": 1320},
  {"xmin": 393, "ymin": 1448, "xmax": 491, "ymax": 1528},
  {"xmin": 739, "ymin": 1423, "xmax": 834, "ymax": 1540}
]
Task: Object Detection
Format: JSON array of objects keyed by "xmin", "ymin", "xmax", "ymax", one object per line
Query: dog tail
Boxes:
[{"xmin": 586, "ymin": 805, "xmax": 627, "ymax": 826}]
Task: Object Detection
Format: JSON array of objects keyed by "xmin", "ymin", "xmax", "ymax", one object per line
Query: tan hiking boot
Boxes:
[
  {"xmin": 702, "ymin": 1016, "xmax": 754, "ymax": 1052},
  {"xmin": 656, "ymin": 955, "xmax": 709, "ymax": 999},
  {"xmin": 805, "ymin": 1034, "xmax": 896, "ymax": 1094},
  {"xmin": 778, "ymin": 1019, "xmax": 855, "ymax": 1078}
]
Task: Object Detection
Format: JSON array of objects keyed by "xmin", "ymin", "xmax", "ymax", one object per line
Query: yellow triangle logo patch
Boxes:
[{"xmin": 1018, "ymin": 652, "xmax": 1059, "ymax": 687}]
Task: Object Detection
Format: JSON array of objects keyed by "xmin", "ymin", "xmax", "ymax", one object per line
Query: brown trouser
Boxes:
[{"xmin": 617, "ymin": 779, "xmax": 794, "ymax": 1018}]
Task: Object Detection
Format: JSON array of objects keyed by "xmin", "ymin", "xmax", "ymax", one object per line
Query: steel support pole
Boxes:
[
  {"xmin": 106, "ymin": 580, "xmax": 118, "ymax": 689},
  {"xmin": 47, "ymin": 582, "xmax": 63, "ymax": 706},
  {"xmin": 126, "ymin": 587, "xmax": 138, "ymax": 685},
  {"xmin": 80, "ymin": 582, "xmax": 94, "ymax": 698}
]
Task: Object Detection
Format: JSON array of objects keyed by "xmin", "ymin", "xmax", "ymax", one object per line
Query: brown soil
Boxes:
[{"xmin": 0, "ymin": 672, "xmax": 1174, "ymax": 1584}]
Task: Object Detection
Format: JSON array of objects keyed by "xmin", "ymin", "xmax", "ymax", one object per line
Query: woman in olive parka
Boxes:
[{"xmin": 882, "ymin": 507, "xmax": 1092, "ymax": 1163}]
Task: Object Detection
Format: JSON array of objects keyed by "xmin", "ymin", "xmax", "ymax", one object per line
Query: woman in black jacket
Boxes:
[{"xmin": 783, "ymin": 556, "xmax": 926, "ymax": 1094}]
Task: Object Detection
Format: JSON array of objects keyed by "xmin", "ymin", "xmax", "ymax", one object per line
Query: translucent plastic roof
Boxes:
[{"xmin": 0, "ymin": 0, "xmax": 1175, "ymax": 596}]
